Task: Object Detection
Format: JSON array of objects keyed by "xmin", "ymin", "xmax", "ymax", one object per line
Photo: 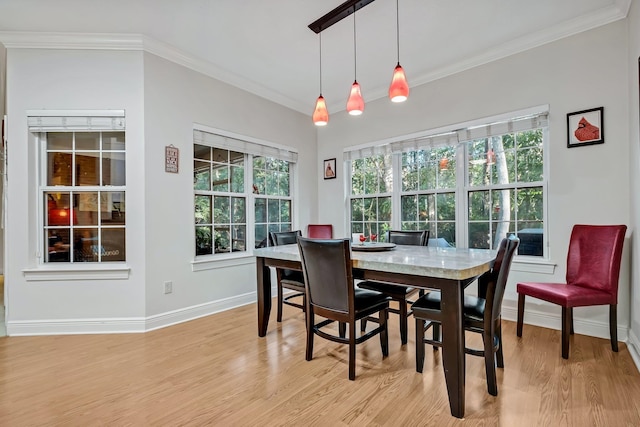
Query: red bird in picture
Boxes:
[{"xmin": 574, "ymin": 117, "xmax": 600, "ymax": 141}]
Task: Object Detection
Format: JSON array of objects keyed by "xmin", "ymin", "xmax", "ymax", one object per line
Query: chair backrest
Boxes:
[
  {"xmin": 268, "ymin": 230, "xmax": 301, "ymax": 247},
  {"xmin": 485, "ymin": 236, "xmax": 519, "ymax": 322},
  {"xmin": 387, "ymin": 230, "xmax": 429, "ymax": 246},
  {"xmin": 307, "ymin": 224, "xmax": 334, "ymax": 239},
  {"xmin": 566, "ymin": 224, "xmax": 627, "ymax": 298},
  {"xmin": 297, "ymin": 237, "xmax": 353, "ymax": 314}
]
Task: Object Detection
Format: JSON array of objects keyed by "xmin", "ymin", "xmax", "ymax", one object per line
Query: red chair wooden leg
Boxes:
[
  {"xmin": 610, "ymin": 304, "xmax": 618, "ymax": 352},
  {"xmin": 562, "ymin": 306, "xmax": 571, "ymax": 359},
  {"xmin": 570, "ymin": 307, "xmax": 574, "ymax": 335},
  {"xmin": 517, "ymin": 293, "xmax": 525, "ymax": 337}
]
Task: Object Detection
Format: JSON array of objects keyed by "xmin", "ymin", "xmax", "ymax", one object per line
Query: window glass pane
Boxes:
[
  {"xmin": 214, "ymin": 196, "xmax": 230, "ymax": 223},
  {"xmin": 74, "ymin": 228, "xmax": 98, "ymax": 262},
  {"xmin": 212, "ymin": 165, "xmax": 229, "ymax": 192},
  {"xmin": 418, "ymin": 194, "xmax": 433, "ymax": 222},
  {"xmin": 215, "ymin": 226, "xmax": 231, "ymax": 253},
  {"xmin": 469, "ymin": 190, "xmax": 490, "ymax": 221},
  {"xmin": 255, "ymin": 224, "xmax": 268, "ymax": 248},
  {"xmin": 106, "ymin": 192, "xmax": 126, "ymax": 226},
  {"xmin": 46, "ymin": 192, "xmax": 71, "ymax": 226},
  {"xmin": 232, "ymin": 225, "xmax": 246, "ymax": 252},
  {"xmin": 195, "ymin": 195, "xmax": 212, "ymax": 224},
  {"xmin": 194, "ymin": 161, "xmax": 211, "ymax": 191},
  {"xmin": 267, "ymin": 199, "xmax": 279, "ymax": 223},
  {"xmin": 492, "ymin": 189, "xmax": 513, "ymax": 222},
  {"xmin": 102, "ymin": 152, "xmax": 126, "ymax": 186},
  {"xmin": 469, "ymin": 222, "xmax": 490, "ymax": 249},
  {"xmin": 74, "ymin": 192, "xmax": 99, "ymax": 226},
  {"xmin": 278, "ymin": 172, "xmax": 290, "ymax": 196},
  {"xmin": 47, "ymin": 229, "xmax": 70, "ymax": 262},
  {"xmin": 101, "ymin": 228, "xmax": 126, "ymax": 262},
  {"xmin": 196, "ymin": 226, "xmax": 213, "ymax": 255},
  {"xmin": 517, "ymin": 147, "xmax": 543, "ymax": 182},
  {"xmin": 401, "ymin": 195, "xmax": 417, "ymax": 222},
  {"xmin": 280, "ymin": 200, "xmax": 291, "ymax": 223},
  {"xmin": 438, "ymin": 222, "xmax": 456, "ymax": 247},
  {"xmin": 351, "ymin": 199, "xmax": 363, "ymax": 222},
  {"xmin": 230, "ymin": 166, "xmax": 244, "ymax": 193},
  {"xmin": 194, "ymin": 144, "xmax": 211, "ymax": 161},
  {"xmin": 351, "ymin": 159, "xmax": 364, "ymax": 196},
  {"xmin": 401, "ymin": 152, "xmax": 418, "ymax": 192},
  {"xmin": 255, "ymin": 198, "xmax": 266, "ymax": 223},
  {"xmin": 75, "ymin": 152, "xmax": 100, "ymax": 186},
  {"xmin": 75, "ymin": 132, "xmax": 100, "ymax": 151},
  {"xmin": 232, "ymin": 197, "xmax": 246, "ymax": 223},
  {"xmin": 378, "ymin": 197, "xmax": 391, "ymax": 222},
  {"xmin": 230, "ymin": 151, "xmax": 244, "ymax": 165},
  {"xmin": 213, "ymin": 148, "xmax": 228, "ymax": 163},
  {"xmin": 363, "ymin": 198, "xmax": 377, "ymax": 221},
  {"xmin": 47, "ymin": 133, "xmax": 72, "ymax": 150},
  {"xmin": 102, "ymin": 132, "xmax": 125, "ymax": 150},
  {"xmin": 437, "ymin": 193, "xmax": 455, "ymax": 221},
  {"xmin": 48, "ymin": 152, "xmax": 72, "ymax": 186},
  {"xmin": 517, "ymin": 187, "xmax": 543, "ymax": 221}
]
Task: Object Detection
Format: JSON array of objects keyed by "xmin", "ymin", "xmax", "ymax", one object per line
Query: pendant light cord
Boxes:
[
  {"xmin": 353, "ymin": 9, "xmax": 357, "ymax": 80},
  {"xmin": 319, "ymin": 33, "xmax": 323, "ymax": 94},
  {"xmin": 396, "ymin": 0, "xmax": 400, "ymax": 64}
]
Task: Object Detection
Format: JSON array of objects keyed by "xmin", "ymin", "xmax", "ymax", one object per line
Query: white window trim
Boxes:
[{"xmin": 23, "ymin": 264, "xmax": 130, "ymax": 281}]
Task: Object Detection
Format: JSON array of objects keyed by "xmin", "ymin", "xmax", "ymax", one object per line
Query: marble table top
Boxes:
[{"xmin": 253, "ymin": 243, "xmax": 496, "ymax": 281}]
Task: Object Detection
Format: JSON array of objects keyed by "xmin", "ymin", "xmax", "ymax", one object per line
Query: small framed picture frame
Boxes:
[
  {"xmin": 323, "ymin": 158, "xmax": 337, "ymax": 180},
  {"xmin": 567, "ymin": 107, "xmax": 604, "ymax": 148}
]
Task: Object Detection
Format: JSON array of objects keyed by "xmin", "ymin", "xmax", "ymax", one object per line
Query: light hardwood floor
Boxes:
[{"xmin": 0, "ymin": 300, "xmax": 639, "ymax": 426}]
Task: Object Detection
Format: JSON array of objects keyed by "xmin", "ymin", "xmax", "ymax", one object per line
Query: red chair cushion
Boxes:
[
  {"xmin": 517, "ymin": 281, "xmax": 615, "ymax": 307},
  {"xmin": 307, "ymin": 224, "xmax": 333, "ymax": 239}
]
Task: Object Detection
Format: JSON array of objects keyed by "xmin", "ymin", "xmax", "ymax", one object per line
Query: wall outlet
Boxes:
[{"xmin": 164, "ymin": 281, "xmax": 173, "ymax": 294}]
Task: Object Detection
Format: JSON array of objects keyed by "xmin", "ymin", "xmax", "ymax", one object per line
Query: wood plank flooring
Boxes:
[{"xmin": 0, "ymin": 300, "xmax": 639, "ymax": 426}]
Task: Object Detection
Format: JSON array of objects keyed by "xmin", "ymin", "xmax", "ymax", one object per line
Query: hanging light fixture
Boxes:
[
  {"xmin": 346, "ymin": 9, "xmax": 364, "ymax": 116},
  {"xmin": 389, "ymin": 0, "xmax": 409, "ymax": 102},
  {"xmin": 312, "ymin": 33, "xmax": 329, "ymax": 126}
]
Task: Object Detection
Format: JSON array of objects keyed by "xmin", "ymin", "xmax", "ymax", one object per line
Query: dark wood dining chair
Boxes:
[
  {"xmin": 517, "ymin": 224, "xmax": 626, "ymax": 359},
  {"xmin": 306, "ymin": 224, "xmax": 333, "ymax": 239},
  {"xmin": 268, "ymin": 230, "xmax": 305, "ymax": 322},
  {"xmin": 412, "ymin": 236, "xmax": 519, "ymax": 396},
  {"xmin": 297, "ymin": 237, "xmax": 390, "ymax": 380},
  {"xmin": 358, "ymin": 230, "xmax": 429, "ymax": 344}
]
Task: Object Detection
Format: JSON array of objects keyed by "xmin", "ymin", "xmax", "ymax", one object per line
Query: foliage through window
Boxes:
[
  {"xmin": 42, "ymin": 131, "xmax": 126, "ymax": 263},
  {"xmin": 348, "ymin": 113, "xmax": 547, "ymax": 256}
]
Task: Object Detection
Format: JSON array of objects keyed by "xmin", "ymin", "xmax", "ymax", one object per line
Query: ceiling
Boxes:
[{"xmin": 0, "ymin": 0, "xmax": 631, "ymax": 115}]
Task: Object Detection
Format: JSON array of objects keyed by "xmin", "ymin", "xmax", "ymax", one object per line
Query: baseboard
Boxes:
[
  {"xmin": 501, "ymin": 299, "xmax": 628, "ymax": 342},
  {"xmin": 628, "ymin": 329, "xmax": 640, "ymax": 372},
  {"xmin": 6, "ymin": 290, "xmax": 261, "ymax": 336}
]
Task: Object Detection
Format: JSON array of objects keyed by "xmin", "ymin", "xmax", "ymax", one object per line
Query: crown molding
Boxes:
[{"xmin": 0, "ymin": 0, "xmax": 631, "ymax": 116}]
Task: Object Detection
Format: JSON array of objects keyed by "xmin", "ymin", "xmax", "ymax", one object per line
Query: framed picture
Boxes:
[
  {"xmin": 323, "ymin": 158, "xmax": 337, "ymax": 180},
  {"xmin": 567, "ymin": 107, "xmax": 604, "ymax": 148}
]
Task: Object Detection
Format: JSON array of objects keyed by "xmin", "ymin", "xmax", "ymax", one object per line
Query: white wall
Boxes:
[
  {"xmin": 627, "ymin": 0, "xmax": 640, "ymax": 360},
  {"xmin": 318, "ymin": 21, "xmax": 632, "ymax": 340},
  {"xmin": 142, "ymin": 52, "xmax": 316, "ymax": 318},
  {"xmin": 0, "ymin": 42, "xmax": 6, "ymax": 277}
]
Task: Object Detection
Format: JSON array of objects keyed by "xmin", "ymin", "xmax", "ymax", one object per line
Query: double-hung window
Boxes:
[
  {"xmin": 32, "ymin": 112, "xmax": 127, "ymax": 263},
  {"xmin": 193, "ymin": 129, "xmax": 297, "ymax": 257},
  {"xmin": 346, "ymin": 110, "xmax": 548, "ymax": 257}
]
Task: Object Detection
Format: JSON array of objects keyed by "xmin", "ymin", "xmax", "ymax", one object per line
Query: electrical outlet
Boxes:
[{"xmin": 164, "ymin": 281, "xmax": 173, "ymax": 294}]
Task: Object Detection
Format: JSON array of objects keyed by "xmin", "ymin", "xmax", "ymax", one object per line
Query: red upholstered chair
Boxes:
[
  {"xmin": 516, "ymin": 224, "xmax": 627, "ymax": 359},
  {"xmin": 307, "ymin": 224, "xmax": 333, "ymax": 239}
]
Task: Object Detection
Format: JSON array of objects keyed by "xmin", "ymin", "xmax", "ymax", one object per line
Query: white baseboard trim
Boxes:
[
  {"xmin": 501, "ymin": 299, "xmax": 628, "ymax": 342},
  {"xmin": 6, "ymin": 290, "xmax": 263, "ymax": 336},
  {"xmin": 628, "ymin": 329, "xmax": 640, "ymax": 372}
]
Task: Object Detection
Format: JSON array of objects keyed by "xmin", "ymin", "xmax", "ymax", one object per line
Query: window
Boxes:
[
  {"xmin": 346, "ymin": 111, "xmax": 547, "ymax": 256},
  {"xmin": 193, "ymin": 129, "xmax": 297, "ymax": 257},
  {"xmin": 40, "ymin": 131, "xmax": 126, "ymax": 263}
]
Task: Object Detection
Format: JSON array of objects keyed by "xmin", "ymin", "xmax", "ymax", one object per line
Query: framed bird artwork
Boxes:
[{"xmin": 567, "ymin": 107, "xmax": 604, "ymax": 148}]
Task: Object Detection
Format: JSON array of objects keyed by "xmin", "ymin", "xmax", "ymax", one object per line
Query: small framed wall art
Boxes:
[
  {"xmin": 323, "ymin": 158, "xmax": 336, "ymax": 180},
  {"xmin": 567, "ymin": 107, "xmax": 604, "ymax": 148}
]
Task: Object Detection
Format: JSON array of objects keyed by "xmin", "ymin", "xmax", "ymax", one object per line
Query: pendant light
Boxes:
[
  {"xmin": 346, "ymin": 10, "xmax": 364, "ymax": 115},
  {"xmin": 388, "ymin": 0, "xmax": 409, "ymax": 102},
  {"xmin": 312, "ymin": 33, "xmax": 329, "ymax": 126}
]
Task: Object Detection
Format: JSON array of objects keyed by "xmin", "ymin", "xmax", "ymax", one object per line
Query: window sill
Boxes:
[
  {"xmin": 191, "ymin": 253, "xmax": 255, "ymax": 272},
  {"xmin": 512, "ymin": 257, "xmax": 556, "ymax": 274},
  {"xmin": 23, "ymin": 263, "xmax": 131, "ymax": 281}
]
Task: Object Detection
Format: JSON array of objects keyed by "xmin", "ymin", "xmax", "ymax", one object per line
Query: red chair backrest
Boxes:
[
  {"xmin": 307, "ymin": 224, "xmax": 333, "ymax": 239},
  {"xmin": 566, "ymin": 224, "xmax": 626, "ymax": 298}
]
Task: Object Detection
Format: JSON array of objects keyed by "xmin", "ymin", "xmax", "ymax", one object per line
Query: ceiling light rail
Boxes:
[{"xmin": 308, "ymin": 0, "xmax": 377, "ymax": 34}]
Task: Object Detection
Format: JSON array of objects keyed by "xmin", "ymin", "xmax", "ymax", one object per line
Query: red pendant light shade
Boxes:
[
  {"xmin": 347, "ymin": 81, "xmax": 364, "ymax": 115},
  {"xmin": 389, "ymin": 63, "xmax": 409, "ymax": 102},
  {"xmin": 313, "ymin": 95, "xmax": 329, "ymax": 126}
]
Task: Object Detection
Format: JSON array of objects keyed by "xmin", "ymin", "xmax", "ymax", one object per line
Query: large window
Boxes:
[
  {"xmin": 41, "ymin": 131, "xmax": 126, "ymax": 263},
  {"xmin": 193, "ymin": 130, "xmax": 297, "ymax": 257},
  {"xmin": 347, "ymin": 112, "xmax": 547, "ymax": 256}
]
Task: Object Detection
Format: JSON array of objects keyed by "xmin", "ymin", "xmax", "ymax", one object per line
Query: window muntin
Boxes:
[
  {"xmin": 43, "ymin": 131, "xmax": 126, "ymax": 263},
  {"xmin": 193, "ymin": 143, "xmax": 294, "ymax": 255},
  {"xmin": 347, "ymin": 118, "xmax": 546, "ymax": 257}
]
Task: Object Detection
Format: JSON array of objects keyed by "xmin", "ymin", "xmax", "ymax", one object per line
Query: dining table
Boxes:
[{"xmin": 253, "ymin": 242, "xmax": 496, "ymax": 418}]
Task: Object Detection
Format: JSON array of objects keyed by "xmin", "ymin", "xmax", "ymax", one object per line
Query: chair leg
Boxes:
[
  {"xmin": 339, "ymin": 322, "xmax": 346, "ymax": 338},
  {"xmin": 432, "ymin": 322, "xmax": 441, "ymax": 351},
  {"xmin": 349, "ymin": 321, "xmax": 356, "ymax": 381},
  {"xmin": 360, "ymin": 318, "xmax": 367, "ymax": 332},
  {"xmin": 517, "ymin": 293, "xmax": 525, "ymax": 337},
  {"xmin": 570, "ymin": 307, "xmax": 574, "ymax": 335},
  {"xmin": 399, "ymin": 298, "xmax": 409, "ymax": 345},
  {"xmin": 610, "ymin": 304, "xmax": 618, "ymax": 352},
  {"xmin": 276, "ymin": 283, "xmax": 284, "ymax": 322},
  {"xmin": 496, "ymin": 321, "xmax": 504, "ymax": 369},
  {"xmin": 415, "ymin": 318, "xmax": 425, "ymax": 373},
  {"xmin": 305, "ymin": 310, "xmax": 315, "ymax": 361},
  {"xmin": 380, "ymin": 309, "xmax": 389, "ymax": 357},
  {"xmin": 483, "ymin": 328, "xmax": 498, "ymax": 396},
  {"xmin": 561, "ymin": 306, "xmax": 571, "ymax": 359}
]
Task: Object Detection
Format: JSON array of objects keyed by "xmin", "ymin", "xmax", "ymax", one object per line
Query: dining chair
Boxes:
[
  {"xmin": 412, "ymin": 236, "xmax": 519, "ymax": 396},
  {"xmin": 516, "ymin": 224, "xmax": 626, "ymax": 359},
  {"xmin": 268, "ymin": 230, "xmax": 305, "ymax": 322},
  {"xmin": 358, "ymin": 230, "xmax": 429, "ymax": 344},
  {"xmin": 297, "ymin": 237, "xmax": 390, "ymax": 380},
  {"xmin": 307, "ymin": 224, "xmax": 333, "ymax": 239}
]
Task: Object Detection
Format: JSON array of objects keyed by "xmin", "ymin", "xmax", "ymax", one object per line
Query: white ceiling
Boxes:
[{"xmin": 0, "ymin": 0, "xmax": 632, "ymax": 115}]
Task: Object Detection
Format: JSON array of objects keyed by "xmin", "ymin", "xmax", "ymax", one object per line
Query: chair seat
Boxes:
[
  {"xmin": 354, "ymin": 288, "xmax": 391, "ymax": 311},
  {"xmin": 358, "ymin": 281, "xmax": 418, "ymax": 298},
  {"xmin": 412, "ymin": 291, "xmax": 486, "ymax": 322},
  {"xmin": 517, "ymin": 281, "xmax": 615, "ymax": 307}
]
